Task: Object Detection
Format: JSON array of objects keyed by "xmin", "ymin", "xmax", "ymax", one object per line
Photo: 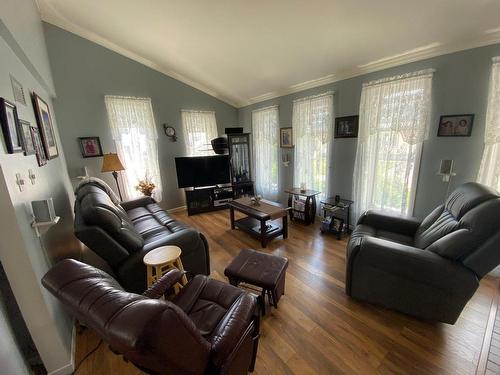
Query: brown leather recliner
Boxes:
[{"xmin": 42, "ymin": 259, "xmax": 260, "ymax": 375}]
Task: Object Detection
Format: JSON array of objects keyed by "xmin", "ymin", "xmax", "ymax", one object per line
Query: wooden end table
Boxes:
[
  {"xmin": 228, "ymin": 197, "xmax": 289, "ymax": 248},
  {"xmin": 143, "ymin": 245, "xmax": 188, "ymax": 293},
  {"xmin": 285, "ymin": 188, "xmax": 321, "ymax": 225}
]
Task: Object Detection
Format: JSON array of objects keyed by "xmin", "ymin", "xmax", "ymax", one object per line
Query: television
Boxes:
[{"xmin": 175, "ymin": 155, "xmax": 231, "ymax": 188}]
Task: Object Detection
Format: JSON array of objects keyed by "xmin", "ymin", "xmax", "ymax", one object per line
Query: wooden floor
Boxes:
[{"xmin": 74, "ymin": 209, "xmax": 500, "ymax": 375}]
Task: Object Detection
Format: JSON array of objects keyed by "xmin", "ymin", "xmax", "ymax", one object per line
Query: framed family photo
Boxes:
[
  {"xmin": 0, "ymin": 98, "xmax": 23, "ymax": 154},
  {"xmin": 78, "ymin": 136, "xmax": 103, "ymax": 158},
  {"xmin": 32, "ymin": 92, "xmax": 58, "ymax": 159},
  {"xmin": 31, "ymin": 126, "xmax": 47, "ymax": 166},
  {"xmin": 19, "ymin": 119, "xmax": 36, "ymax": 156},
  {"xmin": 437, "ymin": 114, "xmax": 474, "ymax": 137},
  {"xmin": 280, "ymin": 127, "xmax": 293, "ymax": 148},
  {"xmin": 335, "ymin": 115, "xmax": 359, "ymax": 138}
]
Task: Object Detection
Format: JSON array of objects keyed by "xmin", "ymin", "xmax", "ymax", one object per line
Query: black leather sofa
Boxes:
[
  {"xmin": 74, "ymin": 180, "xmax": 210, "ymax": 293},
  {"xmin": 346, "ymin": 182, "xmax": 500, "ymax": 324}
]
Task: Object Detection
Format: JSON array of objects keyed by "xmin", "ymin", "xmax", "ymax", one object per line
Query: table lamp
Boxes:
[{"xmin": 101, "ymin": 153, "xmax": 125, "ymax": 201}]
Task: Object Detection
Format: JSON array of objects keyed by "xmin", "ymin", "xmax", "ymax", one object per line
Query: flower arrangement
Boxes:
[{"xmin": 136, "ymin": 176, "xmax": 156, "ymax": 196}]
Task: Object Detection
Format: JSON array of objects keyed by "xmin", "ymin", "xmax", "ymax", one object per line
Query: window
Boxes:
[
  {"xmin": 181, "ymin": 110, "xmax": 218, "ymax": 156},
  {"xmin": 252, "ymin": 106, "xmax": 279, "ymax": 200},
  {"xmin": 292, "ymin": 93, "xmax": 333, "ymax": 200},
  {"xmin": 478, "ymin": 57, "xmax": 500, "ymax": 191},
  {"xmin": 352, "ymin": 70, "xmax": 433, "ymax": 218},
  {"xmin": 105, "ymin": 96, "xmax": 163, "ymax": 201}
]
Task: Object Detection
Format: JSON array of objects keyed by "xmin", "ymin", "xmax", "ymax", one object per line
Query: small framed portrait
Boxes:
[
  {"xmin": 280, "ymin": 127, "xmax": 293, "ymax": 148},
  {"xmin": 78, "ymin": 136, "xmax": 103, "ymax": 158},
  {"xmin": 31, "ymin": 127, "xmax": 47, "ymax": 166},
  {"xmin": 19, "ymin": 120, "xmax": 36, "ymax": 156},
  {"xmin": 437, "ymin": 114, "xmax": 474, "ymax": 137},
  {"xmin": 0, "ymin": 98, "xmax": 23, "ymax": 154},
  {"xmin": 32, "ymin": 92, "xmax": 58, "ymax": 159},
  {"xmin": 335, "ymin": 115, "xmax": 359, "ymax": 138}
]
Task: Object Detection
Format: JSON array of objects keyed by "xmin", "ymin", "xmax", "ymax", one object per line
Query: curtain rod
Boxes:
[
  {"xmin": 362, "ymin": 69, "xmax": 435, "ymax": 88},
  {"xmin": 293, "ymin": 91, "xmax": 334, "ymax": 103},
  {"xmin": 104, "ymin": 95, "xmax": 152, "ymax": 101},
  {"xmin": 180, "ymin": 109, "xmax": 215, "ymax": 114},
  {"xmin": 252, "ymin": 105, "xmax": 278, "ymax": 113}
]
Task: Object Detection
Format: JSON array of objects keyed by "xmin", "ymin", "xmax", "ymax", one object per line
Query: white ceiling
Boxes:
[{"xmin": 37, "ymin": 0, "xmax": 500, "ymax": 108}]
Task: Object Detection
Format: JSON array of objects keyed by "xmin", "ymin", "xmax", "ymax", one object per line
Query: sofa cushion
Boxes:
[
  {"xmin": 349, "ymin": 223, "xmax": 413, "ymax": 247},
  {"xmin": 445, "ymin": 182, "xmax": 498, "ymax": 220},
  {"xmin": 414, "ymin": 209, "xmax": 459, "ymax": 249},
  {"xmin": 80, "ymin": 191, "xmax": 144, "ymax": 252},
  {"xmin": 133, "ymin": 216, "xmax": 168, "ymax": 238},
  {"xmin": 127, "ymin": 207, "xmax": 153, "ymax": 222}
]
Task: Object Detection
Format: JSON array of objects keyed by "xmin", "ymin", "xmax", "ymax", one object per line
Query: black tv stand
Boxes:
[{"xmin": 185, "ymin": 182, "xmax": 254, "ymax": 216}]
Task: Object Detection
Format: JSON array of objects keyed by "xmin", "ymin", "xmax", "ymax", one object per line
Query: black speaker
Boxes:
[{"xmin": 225, "ymin": 127, "xmax": 243, "ymax": 134}]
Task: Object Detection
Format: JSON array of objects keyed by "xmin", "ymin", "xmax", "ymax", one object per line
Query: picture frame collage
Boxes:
[{"xmin": 0, "ymin": 80, "xmax": 59, "ymax": 166}]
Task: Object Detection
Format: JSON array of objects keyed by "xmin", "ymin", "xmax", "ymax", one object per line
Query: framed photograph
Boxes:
[
  {"xmin": 31, "ymin": 127, "xmax": 47, "ymax": 166},
  {"xmin": 280, "ymin": 127, "xmax": 293, "ymax": 148},
  {"xmin": 0, "ymin": 98, "xmax": 23, "ymax": 154},
  {"xmin": 32, "ymin": 92, "xmax": 58, "ymax": 159},
  {"xmin": 78, "ymin": 136, "xmax": 103, "ymax": 158},
  {"xmin": 437, "ymin": 114, "xmax": 474, "ymax": 137},
  {"xmin": 19, "ymin": 120, "xmax": 36, "ymax": 155},
  {"xmin": 335, "ymin": 115, "xmax": 359, "ymax": 138}
]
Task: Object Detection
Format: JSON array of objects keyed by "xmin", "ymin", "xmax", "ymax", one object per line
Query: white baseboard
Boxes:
[
  {"xmin": 47, "ymin": 324, "xmax": 76, "ymax": 375},
  {"xmin": 167, "ymin": 205, "xmax": 187, "ymax": 213}
]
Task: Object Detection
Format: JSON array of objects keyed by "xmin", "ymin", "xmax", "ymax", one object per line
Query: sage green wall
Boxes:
[
  {"xmin": 43, "ymin": 23, "xmax": 238, "ymax": 209},
  {"xmin": 238, "ymin": 43, "xmax": 500, "ymax": 221}
]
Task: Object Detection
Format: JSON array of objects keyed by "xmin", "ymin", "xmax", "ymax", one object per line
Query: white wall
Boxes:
[
  {"xmin": 0, "ymin": 298, "xmax": 29, "ymax": 375},
  {"xmin": 0, "ymin": 1, "xmax": 80, "ymax": 373}
]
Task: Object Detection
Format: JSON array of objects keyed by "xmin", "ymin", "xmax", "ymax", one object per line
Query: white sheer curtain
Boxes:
[
  {"xmin": 293, "ymin": 92, "xmax": 333, "ymax": 200},
  {"xmin": 478, "ymin": 57, "xmax": 500, "ymax": 191},
  {"xmin": 252, "ymin": 106, "xmax": 279, "ymax": 200},
  {"xmin": 352, "ymin": 70, "xmax": 433, "ymax": 219},
  {"xmin": 181, "ymin": 110, "xmax": 218, "ymax": 156},
  {"xmin": 105, "ymin": 96, "xmax": 163, "ymax": 201}
]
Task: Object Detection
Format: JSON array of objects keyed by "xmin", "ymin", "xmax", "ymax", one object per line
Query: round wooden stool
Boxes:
[{"xmin": 143, "ymin": 245, "xmax": 188, "ymax": 293}]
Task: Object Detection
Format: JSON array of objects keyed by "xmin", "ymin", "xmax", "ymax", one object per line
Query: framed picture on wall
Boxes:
[
  {"xmin": 280, "ymin": 127, "xmax": 293, "ymax": 148},
  {"xmin": 32, "ymin": 92, "xmax": 59, "ymax": 159},
  {"xmin": 19, "ymin": 120, "xmax": 36, "ymax": 156},
  {"xmin": 31, "ymin": 126, "xmax": 47, "ymax": 166},
  {"xmin": 335, "ymin": 115, "xmax": 359, "ymax": 138},
  {"xmin": 0, "ymin": 98, "xmax": 23, "ymax": 154},
  {"xmin": 437, "ymin": 114, "xmax": 474, "ymax": 137},
  {"xmin": 78, "ymin": 136, "xmax": 103, "ymax": 158}
]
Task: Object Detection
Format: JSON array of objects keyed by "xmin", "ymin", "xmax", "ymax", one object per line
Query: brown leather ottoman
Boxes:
[{"xmin": 224, "ymin": 249, "xmax": 288, "ymax": 315}]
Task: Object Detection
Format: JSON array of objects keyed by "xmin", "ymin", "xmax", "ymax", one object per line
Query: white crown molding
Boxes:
[
  {"xmin": 36, "ymin": 0, "xmax": 500, "ymax": 109},
  {"xmin": 37, "ymin": 1, "xmax": 240, "ymax": 108},
  {"xmin": 241, "ymin": 32, "xmax": 500, "ymax": 108}
]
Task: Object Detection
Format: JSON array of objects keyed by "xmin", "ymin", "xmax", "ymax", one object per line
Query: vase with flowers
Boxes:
[{"xmin": 136, "ymin": 175, "xmax": 156, "ymax": 197}]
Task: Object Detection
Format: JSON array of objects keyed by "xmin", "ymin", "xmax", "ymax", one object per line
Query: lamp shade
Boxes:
[{"xmin": 101, "ymin": 153, "xmax": 125, "ymax": 172}]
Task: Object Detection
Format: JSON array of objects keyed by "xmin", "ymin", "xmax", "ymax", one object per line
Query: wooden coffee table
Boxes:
[{"xmin": 228, "ymin": 197, "xmax": 289, "ymax": 248}]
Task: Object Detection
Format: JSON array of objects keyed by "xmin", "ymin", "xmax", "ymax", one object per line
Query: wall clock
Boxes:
[{"xmin": 163, "ymin": 124, "xmax": 177, "ymax": 141}]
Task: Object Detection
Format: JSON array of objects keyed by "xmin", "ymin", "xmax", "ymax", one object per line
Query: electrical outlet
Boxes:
[{"xmin": 16, "ymin": 173, "xmax": 25, "ymax": 192}]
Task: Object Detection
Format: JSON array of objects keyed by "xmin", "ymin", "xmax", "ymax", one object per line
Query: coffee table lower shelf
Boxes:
[{"xmin": 234, "ymin": 217, "xmax": 284, "ymax": 248}]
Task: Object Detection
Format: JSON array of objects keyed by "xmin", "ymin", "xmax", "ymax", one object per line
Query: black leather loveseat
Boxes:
[
  {"xmin": 74, "ymin": 179, "xmax": 210, "ymax": 293},
  {"xmin": 346, "ymin": 182, "xmax": 500, "ymax": 324}
]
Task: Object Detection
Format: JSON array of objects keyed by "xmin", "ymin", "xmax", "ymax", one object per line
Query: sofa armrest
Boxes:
[
  {"xmin": 210, "ymin": 293, "xmax": 257, "ymax": 367},
  {"xmin": 121, "ymin": 196, "xmax": 155, "ymax": 211},
  {"xmin": 142, "ymin": 269, "xmax": 185, "ymax": 299},
  {"xmin": 357, "ymin": 210, "xmax": 421, "ymax": 236},
  {"xmin": 350, "ymin": 236, "xmax": 477, "ymax": 293}
]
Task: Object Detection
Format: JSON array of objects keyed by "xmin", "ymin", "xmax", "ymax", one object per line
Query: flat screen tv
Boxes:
[{"xmin": 175, "ymin": 155, "xmax": 231, "ymax": 188}]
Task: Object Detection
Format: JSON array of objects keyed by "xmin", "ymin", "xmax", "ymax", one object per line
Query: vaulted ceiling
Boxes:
[{"xmin": 37, "ymin": 0, "xmax": 500, "ymax": 107}]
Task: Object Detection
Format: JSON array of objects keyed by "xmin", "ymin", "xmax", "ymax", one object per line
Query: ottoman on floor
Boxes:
[{"xmin": 224, "ymin": 249, "xmax": 289, "ymax": 315}]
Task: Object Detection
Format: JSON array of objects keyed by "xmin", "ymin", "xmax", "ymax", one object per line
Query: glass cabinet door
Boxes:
[{"xmin": 229, "ymin": 134, "xmax": 251, "ymax": 184}]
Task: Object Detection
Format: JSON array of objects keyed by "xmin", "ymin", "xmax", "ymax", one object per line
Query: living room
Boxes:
[{"xmin": 1, "ymin": 1, "xmax": 500, "ymax": 374}]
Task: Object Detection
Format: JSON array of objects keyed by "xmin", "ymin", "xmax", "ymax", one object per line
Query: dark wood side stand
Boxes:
[{"xmin": 285, "ymin": 188, "xmax": 321, "ymax": 225}]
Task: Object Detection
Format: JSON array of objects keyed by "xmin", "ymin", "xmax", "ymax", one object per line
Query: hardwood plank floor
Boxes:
[{"xmin": 74, "ymin": 209, "xmax": 500, "ymax": 375}]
